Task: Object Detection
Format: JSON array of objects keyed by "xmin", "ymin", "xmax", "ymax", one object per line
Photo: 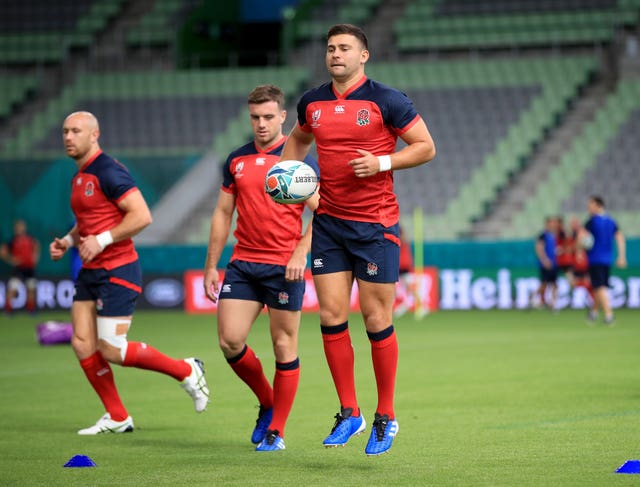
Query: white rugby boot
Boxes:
[
  {"xmin": 181, "ymin": 358, "xmax": 210, "ymax": 412},
  {"xmin": 77, "ymin": 413, "xmax": 134, "ymax": 435}
]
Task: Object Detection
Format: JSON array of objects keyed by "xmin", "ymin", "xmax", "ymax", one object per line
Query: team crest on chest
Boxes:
[
  {"xmin": 85, "ymin": 181, "xmax": 94, "ymax": 196},
  {"xmin": 356, "ymin": 109, "xmax": 370, "ymax": 126},
  {"xmin": 311, "ymin": 109, "xmax": 322, "ymax": 128},
  {"xmin": 235, "ymin": 161, "xmax": 245, "ymax": 178}
]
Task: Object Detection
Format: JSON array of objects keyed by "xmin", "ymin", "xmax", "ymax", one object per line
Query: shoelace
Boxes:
[
  {"xmin": 255, "ymin": 406, "xmax": 269, "ymax": 426},
  {"xmin": 265, "ymin": 430, "xmax": 280, "ymax": 445},
  {"xmin": 372, "ymin": 416, "xmax": 389, "ymax": 441},
  {"xmin": 330, "ymin": 412, "xmax": 347, "ymax": 433},
  {"xmin": 194, "ymin": 360, "xmax": 209, "ymax": 393}
]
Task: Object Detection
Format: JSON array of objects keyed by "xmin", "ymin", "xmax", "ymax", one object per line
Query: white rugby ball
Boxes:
[
  {"xmin": 579, "ymin": 231, "xmax": 594, "ymax": 250},
  {"xmin": 265, "ymin": 160, "xmax": 318, "ymax": 204}
]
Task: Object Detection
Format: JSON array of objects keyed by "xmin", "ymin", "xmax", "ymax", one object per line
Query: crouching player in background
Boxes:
[
  {"xmin": 555, "ymin": 216, "xmax": 574, "ymax": 288},
  {"xmin": 568, "ymin": 216, "xmax": 594, "ymax": 308}
]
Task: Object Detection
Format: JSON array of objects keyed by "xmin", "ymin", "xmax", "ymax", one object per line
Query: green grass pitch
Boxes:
[{"xmin": 1, "ymin": 308, "xmax": 639, "ymax": 486}]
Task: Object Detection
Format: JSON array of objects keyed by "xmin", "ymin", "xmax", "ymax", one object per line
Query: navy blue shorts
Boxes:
[
  {"xmin": 219, "ymin": 259, "xmax": 305, "ymax": 311},
  {"xmin": 589, "ymin": 264, "xmax": 610, "ymax": 288},
  {"xmin": 11, "ymin": 267, "xmax": 36, "ymax": 280},
  {"xmin": 539, "ymin": 267, "xmax": 558, "ymax": 283},
  {"xmin": 311, "ymin": 213, "xmax": 400, "ymax": 283},
  {"xmin": 74, "ymin": 261, "xmax": 142, "ymax": 316}
]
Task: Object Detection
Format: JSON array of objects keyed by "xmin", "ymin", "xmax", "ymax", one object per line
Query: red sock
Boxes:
[
  {"xmin": 5, "ymin": 290, "xmax": 13, "ymax": 313},
  {"xmin": 227, "ymin": 345, "xmax": 273, "ymax": 408},
  {"xmin": 122, "ymin": 342, "xmax": 191, "ymax": 381},
  {"xmin": 269, "ymin": 359, "xmax": 300, "ymax": 437},
  {"xmin": 321, "ymin": 323, "xmax": 359, "ymax": 415},
  {"xmin": 26, "ymin": 296, "xmax": 36, "ymax": 312},
  {"xmin": 368, "ymin": 326, "xmax": 398, "ymax": 419},
  {"xmin": 79, "ymin": 352, "xmax": 128, "ymax": 421},
  {"xmin": 586, "ymin": 283, "xmax": 594, "ymax": 301}
]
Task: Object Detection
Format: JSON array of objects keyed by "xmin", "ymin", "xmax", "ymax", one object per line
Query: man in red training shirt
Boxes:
[
  {"xmin": 49, "ymin": 111, "xmax": 209, "ymax": 434},
  {"xmin": 279, "ymin": 24, "xmax": 436, "ymax": 455}
]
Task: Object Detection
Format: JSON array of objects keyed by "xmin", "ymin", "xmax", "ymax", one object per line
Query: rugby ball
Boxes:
[
  {"xmin": 579, "ymin": 231, "xmax": 594, "ymax": 250},
  {"xmin": 265, "ymin": 160, "xmax": 318, "ymax": 204}
]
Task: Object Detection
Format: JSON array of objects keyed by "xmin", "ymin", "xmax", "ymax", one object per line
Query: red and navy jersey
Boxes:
[
  {"xmin": 555, "ymin": 230, "xmax": 574, "ymax": 268},
  {"xmin": 572, "ymin": 231, "xmax": 589, "ymax": 273},
  {"xmin": 222, "ymin": 136, "xmax": 318, "ymax": 266},
  {"xmin": 70, "ymin": 150, "xmax": 139, "ymax": 270},
  {"xmin": 8, "ymin": 234, "xmax": 37, "ymax": 270},
  {"xmin": 297, "ymin": 76, "xmax": 421, "ymax": 227}
]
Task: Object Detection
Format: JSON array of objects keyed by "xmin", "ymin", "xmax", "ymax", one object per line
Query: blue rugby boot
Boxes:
[
  {"xmin": 256, "ymin": 429, "xmax": 285, "ymax": 451},
  {"xmin": 365, "ymin": 413, "xmax": 399, "ymax": 456},
  {"xmin": 251, "ymin": 405, "xmax": 273, "ymax": 444},
  {"xmin": 322, "ymin": 407, "xmax": 366, "ymax": 447}
]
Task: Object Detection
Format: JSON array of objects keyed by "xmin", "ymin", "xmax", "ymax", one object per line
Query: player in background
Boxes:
[
  {"xmin": 568, "ymin": 216, "xmax": 593, "ymax": 307},
  {"xmin": 1, "ymin": 219, "xmax": 40, "ymax": 315},
  {"xmin": 531, "ymin": 216, "xmax": 558, "ymax": 310},
  {"xmin": 203, "ymin": 85, "xmax": 319, "ymax": 451},
  {"xmin": 555, "ymin": 216, "xmax": 574, "ymax": 288},
  {"xmin": 583, "ymin": 195, "xmax": 626, "ymax": 325},
  {"xmin": 278, "ymin": 24, "xmax": 436, "ymax": 456},
  {"xmin": 393, "ymin": 225, "xmax": 415, "ymax": 318},
  {"xmin": 49, "ymin": 111, "xmax": 209, "ymax": 435}
]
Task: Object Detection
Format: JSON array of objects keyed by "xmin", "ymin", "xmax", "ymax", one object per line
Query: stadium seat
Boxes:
[
  {"xmin": 0, "ymin": 0, "xmax": 126, "ymax": 64},
  {"xmin": 0, "ymin": 65, "xmax": 310, "ymax": 226},
  {"xmin": 127, "ymin": 0, "xmax": 191, "ymax": 48},
  {"xmin": 507, "ymin": 80, "xmax": 640, "ymax": 238},
  {"xmin": 394, "ymin": 0, "xmax": 637, "ymax": 52},
  {"xmin": 0, "ymin": 74, "xmax": 41, "ymax": 120},
  {"xmin": 366, "ymin": 56, "xmax": 597, "ymax": 240}
]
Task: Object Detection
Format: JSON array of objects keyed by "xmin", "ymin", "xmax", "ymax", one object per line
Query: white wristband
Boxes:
[
  {"xmin": 63, "ymin": 234, "xmax": 74, "ymax": 247},
  {"xmin": 96, "ymin": 231, "xmax": 114, "ymax": 250},
  {"xmin": 377, "ymin": 155, "xmax": 392, "ymax": 172}
]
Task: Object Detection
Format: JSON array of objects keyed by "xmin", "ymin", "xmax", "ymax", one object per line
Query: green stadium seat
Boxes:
[
  {"xmin": 394, "ymin": 1, "xmax": 635, "ymax": 52},
  {"xmin": 0, "ymin": 75, "xmax": 41, "ymax": 120},
  {"xmin": 508, "ymin": 79, "xmax": 640, "ymax": 238}
]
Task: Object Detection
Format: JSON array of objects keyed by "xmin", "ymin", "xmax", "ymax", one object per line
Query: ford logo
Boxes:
[{"xmin": 144, "ymin": 278, "xmax": 184, "ymax": 307}]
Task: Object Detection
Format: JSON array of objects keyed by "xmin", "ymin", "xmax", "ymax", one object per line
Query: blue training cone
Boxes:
[
  {"xmin": 616, "ymin": 460, "xmax": 640, "ymax": 474},
  {"xmin": 64, "ymin": 455, "xmax": 97, "ymax": 468}
]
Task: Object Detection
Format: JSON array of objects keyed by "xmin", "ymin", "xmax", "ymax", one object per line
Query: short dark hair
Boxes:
[
  {"xmin": 247, "ymin": 84, "xmax": 285, "ymax": 110},
  {"xmin": 327, "ymin": 23, "xmax": 368, "ymax": 50},
  {"xmin": 590, "ymin": 195, "xmax": 605, "ymax": 208}
]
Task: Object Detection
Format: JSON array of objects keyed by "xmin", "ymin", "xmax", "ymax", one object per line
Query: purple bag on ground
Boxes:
[{"xmin": 36, "ymin": 321, "xmax": 73, "ymax": 345}]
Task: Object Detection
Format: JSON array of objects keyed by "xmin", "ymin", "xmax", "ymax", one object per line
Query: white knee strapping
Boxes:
[
  {"xmin": 8, "ymin": 277, "xmax": 21, "ymax": 292},
  {"xmin": 97, "ymin": 316, "xmax": 131, "ymax": 361},
  {"xmin": 25, "ymin": 278, "xmax": 37, "ymax": 290}
]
